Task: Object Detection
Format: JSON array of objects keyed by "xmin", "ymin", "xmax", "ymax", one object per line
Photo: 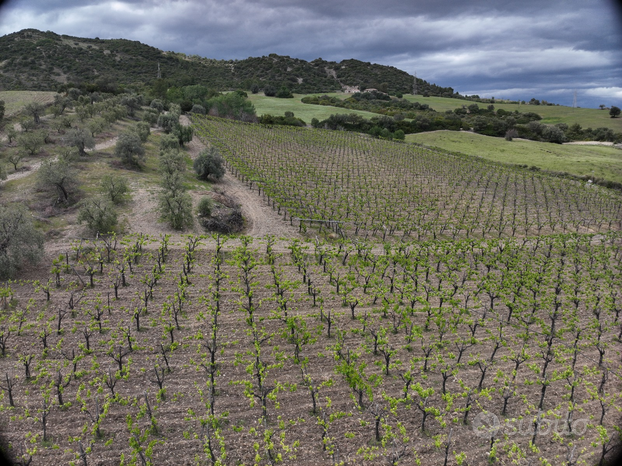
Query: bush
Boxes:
[
  {"xmin": 100, "ymin": 174, "xmax": 130, "ymax": 204},
  {"xmin": 264, "ymin": 86, "xmax": 277, "ymax": 97},
  {"xmin": 190, "ymin": 104, "xmax": 206, "ymax": 115},
  {"xmin": 194, "ymin": 146, "xmax": 225, "ymax": 181},
  {"xmin": 276, "ymin": 86, "xmax": 294, "ymax": 98},
  {"xmin": 197, "ymin": 197, "xmax": 214, "ymax": 217},
  {"xmin": 115, "ymin": 132, "xmax": 145, "ymax": 167},
  {"xmin": 0, "ymin": 204, "xmax": 44, "ymax": 279},
  {"xmin": 77, "ymin": 197, "xmax": 118, "ymax": 235}
]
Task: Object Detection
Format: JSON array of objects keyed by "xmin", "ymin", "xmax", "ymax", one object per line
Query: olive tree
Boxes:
[
  {"xmin": 115, "ymin": 132, "xmax": 145, "ymax": 167},
  {"xmin": 77, "ymin": 197, "xmax": 118, "ymax": 235},
  {"xmin": 193, "ymin": 146, "xmax": 225, "ymax": 181},
  {"xmin": 0, "ymin": 204, "xmax": 45, "ymax": 279},
  {"xmin": 157, "ymin": 113, "xmax": 179, "ymax": 134},
  {"xmin": 24, "ymin": 102, "xmax": 45, "ymax": 124},
  {"xmin": 100, "ymin": 175, "xmax": 131, "ymax": 204},
  {"xmin": 17, "ymin": 131, "xmax": 46, "ymax": 155},
  {"xmin": 158, "ymin": 190, "xmax": 194, "ymax": 230},
  {"xmin": 65, "ymin": 127, "xmax": 95, "ymax": 156},
  {"xmin": 37, "ymin": 158, "xmax": 78, "ymax": 204}
]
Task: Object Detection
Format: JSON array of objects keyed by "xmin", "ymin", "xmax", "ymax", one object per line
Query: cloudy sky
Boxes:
[{"xmin": 1, "ymin": 0, "xmax": 621, "ymax": 108}]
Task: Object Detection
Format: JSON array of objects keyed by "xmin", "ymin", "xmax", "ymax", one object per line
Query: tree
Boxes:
[
  {"xmin": 100, "ymin": 174, "xmax": 131, "ymax": 204},
  {"xmin": 193, "ymin": 147, "xmax": 225, "ymax": 181},
  {"xmin": 65, "ymin": 127, "xmax": 95, "ymax": 156},
  {"xmin": 37, "ymin": 158, "xmax": 78, "ymax": 204},
  {"xmin": 190, "ymin": 104, "xmax": 206, "ymax": 115},
  {"xmin": 120, "ymin": 94, "xmax": 141, "ymax": 117},
  {"xmin": 17, "ymin": 130, "xmax": 46, "ymax": 155},
  {"xmin": 609, "ymin": 106, "xmax": 621, "ymax": 118},
  {"xmin": 0, "ymin": 100, "xmax": 4, "ymax": 124},
  {"xmin": 0, "ymin": 204, "xmax": 45, "ymax": 279},
  {"xmin": 542, "ymin": 125, "xmax": 566, "ymax": 144},
  {"xmin": 87, "ymin": 117, "xmax": 107, "ymax": 137},
  {"xmin": 173, "ymin": 124, "xmax": 193, "ymax": 146},
  {"xmin": 159, "ymin": 150, "xmax": 186, "ymax": 178},
  {"xmin": 158, "ymin": 190, "xmax": 194, "ymax": 230},
  {"xmin": 133, "ymin": 122, "xmax": 151, "ymax": 143},
  {"xmin": 77, "ymin": 197, "xmax": 118, "ymax": 235},
  {"xmin": 115, "ymin": 132, "xmax": 145, "ymax": 167},
  {"xmin": 24, "ymin": 102, "xmax": 45, "ymax": 124},
  {"xmin": 159, "ymin": 134, "xmax": 180, "ymax": 153},
  {"xmin": 157, "ymin": 113, "xmax": 179, "ymax": 133}
]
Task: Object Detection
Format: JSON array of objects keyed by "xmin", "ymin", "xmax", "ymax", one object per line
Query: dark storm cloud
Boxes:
[{"xmin": 0, "ymin": 0, "xmax": 620, "ymax": 107}]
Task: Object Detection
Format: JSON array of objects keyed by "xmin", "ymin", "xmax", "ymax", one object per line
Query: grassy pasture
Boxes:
[
  {"xmin": 401, "ymin": 94, "xmax": 622, "ymax": 132},
  {"xmin": 406, "ymin": 130, "xmax": 622, "ymax": 185},
  {"xmin": 248, "ymin": 93, "xmax": 380, "ymax": 122},
  {"xmin": 0, "ymin": 90, "xmax": 57, "ymax": 117}
]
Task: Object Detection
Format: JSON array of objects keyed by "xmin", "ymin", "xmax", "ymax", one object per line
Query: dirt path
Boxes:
[
  {"xmin": 1, "ymin": 136, "xmax": 119, "ymax": 186},
  {"xmin": 180, "ymin": 115, "xmax": 301, "ymax": 239}
]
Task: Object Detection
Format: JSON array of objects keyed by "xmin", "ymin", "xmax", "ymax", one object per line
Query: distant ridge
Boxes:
[{"xmin": 0, "ymin": 28, "xmax": 458, "ymax": 97}]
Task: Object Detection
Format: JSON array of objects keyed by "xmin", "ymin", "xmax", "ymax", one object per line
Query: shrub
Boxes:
[
  {"xmin": 77, "ymin": 197, "xmax": 118, "ymax": 235},
  {"xmin": 193, "ymin": 146, "xmax": 225, "ymax": 181},
  {"xmin": 276, "ymin": 87, "xmax": 294, "ymax": 98},
  {"xmin": 197, "ymin": 197, "xmax": 214, "ymax": 217},
  {"xmin": 190, "ymin": 104, "xmax": 206, "ymax": 115},
  {"xmin": 100, "ymin": 174, "xmax": 130, "ymax": 204}
]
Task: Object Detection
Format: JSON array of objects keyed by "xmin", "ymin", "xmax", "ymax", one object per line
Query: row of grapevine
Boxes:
[
  {"xmin": 191, "ymin": 115, "xmax": 622, "ymax": 241},
  {"xmin": 1, "ymin": 232, "xmax": 620, "ymax": 464}
]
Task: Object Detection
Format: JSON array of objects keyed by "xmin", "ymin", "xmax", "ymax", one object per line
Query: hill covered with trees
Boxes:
[{"xmin": 0, "ymin": 29, "xmax": 458, "ymax": 97}]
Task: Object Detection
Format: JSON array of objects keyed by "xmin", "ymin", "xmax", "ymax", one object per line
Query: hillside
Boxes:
[{"xmin": 0, "ymin": 29, "xmax": 457, "ymax": 97}]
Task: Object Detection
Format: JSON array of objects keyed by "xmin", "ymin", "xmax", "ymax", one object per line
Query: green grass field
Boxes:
[
  {"xmin": 401, "ymin": 94, "xmax": 622, "ymax": 132},
  {"xmin": 0, "ymin": 90, "xmax": 57, "ymax": 117},
  {"xmin": 406, "ymin": 130, "xmax": 622, "ymax": 185},
  {"xmin": 250, "ymin": 92, "xmax": 622, "ymax": 133},
  {"xmin": 247, "ymin": 93, "xmax": 381, "ymax": 123}
]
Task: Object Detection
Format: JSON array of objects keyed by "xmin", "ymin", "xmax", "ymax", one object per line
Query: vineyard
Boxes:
[
  {"xmin": 192, "ymin": 116, "xmax": 622, "ymax": 241},
  {"xmin": 0, "ymin": 115, "xmax": 621, "ymax": 466}
]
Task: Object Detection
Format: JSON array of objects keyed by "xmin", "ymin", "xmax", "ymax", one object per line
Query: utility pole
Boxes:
[
  {"xmin": 413, "ymin": 73, "xmax": 417, "ymax": 96},
  {"xmin": 157, "ymin": 62, "xmax": 161, "ymax": 79},
  {"xmin": 572, "ymin": 90, "xmax": 577, "ymax": 109}
]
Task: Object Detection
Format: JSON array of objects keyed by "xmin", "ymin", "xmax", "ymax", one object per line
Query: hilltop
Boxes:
[{"xmin": 0, "ymin": 29, "xmax": 457, "ymax": 97}]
